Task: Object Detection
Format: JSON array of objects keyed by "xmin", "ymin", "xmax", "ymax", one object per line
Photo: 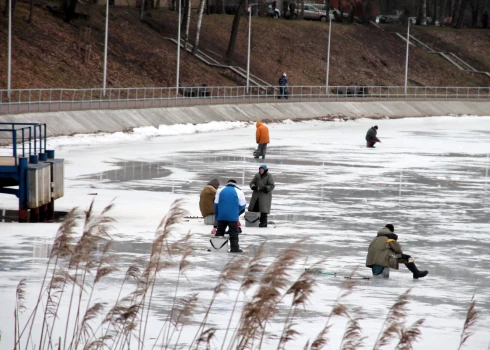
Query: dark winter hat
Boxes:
[
  {"xmin": 259, "ymin": 164, "xmax": 268, "ymax": 171},
  {"xmin": 227, "ymin": 179, "xmax": 237, "ymax": 184},
  {"xmin": 385, "ymin": 224, "xmax": 394, "ymax": 232},
  {"xmin": 374, "ymin": 125, "xmax": 378, "ymax": 130}
]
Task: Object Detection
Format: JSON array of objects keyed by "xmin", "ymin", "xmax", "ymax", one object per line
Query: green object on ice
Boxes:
[{"xmin": 305, "ymin": 268, "xmax": 336, "ymax": 276}]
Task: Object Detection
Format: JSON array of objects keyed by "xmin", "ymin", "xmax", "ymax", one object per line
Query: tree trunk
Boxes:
[
  {"xmin": 64, "ymin": 0, "xmax": 78, "ymax": 22},
  {"xmin": 418, "ymin": 0, "xmax": 427, "ymax": 24},
  {"xmin": 451, "ymin": 0, "xmax": 460, "ymax": 24},
  {"xmin": 226, "ymin": 0, "xmax": 246, "ymax": 59},
  {"xmin": 192, "ymin": 0, "xmax": 206, "ymax": 56},
  {"xmin": 299, "ymin": 0, "xmax": 304, "ymax": 18},
  {"xmin": 183, "ymin": 0, "xmax": 191, "ymax": 48},
  {"xmin": 454, "ymin": 0, "xmax": 467, "ymax": 27},
  {"xmin": 362, "ymin": 0, "xmax": 372, "ymax": 24},
  {"xmin": 469, "ymin": 1, "xmax": 478, "ymax": 26},
  {"xmin": 27, "ymin": 0, "xmax": 34, "ymax": 23},
  {"xmin": 216, "ymin": 0, "xmax": 224, "ymax": 14}
]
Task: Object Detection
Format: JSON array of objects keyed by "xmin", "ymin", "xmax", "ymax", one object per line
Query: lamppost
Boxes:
[
  {"xmin": 325, "ymin": 14, "xmax": 332, "ymax": 94},
  {"xmin": 102, "ymin": 0, "xmax": 109, "ymax": 97},
  {"xmin": 7, "ymin": 0, "xmax": 12, "ymax": 98},
  {"xmin": 176, "ymin": 0, "xmax": 182, "ymax": 90},
  {"xmin": 246, "ymin": 2, "xmax": 258, "ymax": 93},
  {"xmin": 404, "ymin": 18, "xmax": 411, "ymax": 95}
]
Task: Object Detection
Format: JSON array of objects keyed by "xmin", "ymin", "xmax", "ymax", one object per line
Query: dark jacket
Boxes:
[
  {"xmin": 278, "ymin": 76, "xmax": 288, "ymax": 86},
  {"xmin": 365, "ymin": 127, "xmax": 380, "ymax": 142},
  {"xmin": 366, "ymin": 227, "xmax": 404, "ymax": 269},
  {"xmin": 199, "ymin": 179, "xmax": 219, "ymax": 217},
  {"xmin": 248, "ymin": 171, "xmax": 275, "ymax": 214},
  {"xmin": 214, "ymin": 183, "xmax": 246, "ymax": 222}
]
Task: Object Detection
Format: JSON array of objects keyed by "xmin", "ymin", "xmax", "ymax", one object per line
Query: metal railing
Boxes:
[
  {"xmin": 1, "ymin": 85, "xmax": 489, "ymax": 115},
  {"xmin": 0, "ymin": 123, "xmax": 47, "ymax": 163}
]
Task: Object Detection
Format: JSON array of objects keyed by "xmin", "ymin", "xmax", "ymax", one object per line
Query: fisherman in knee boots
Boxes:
[{"xmin": 366, "ymin": 224, "xmax": 429, "ymax": 279}]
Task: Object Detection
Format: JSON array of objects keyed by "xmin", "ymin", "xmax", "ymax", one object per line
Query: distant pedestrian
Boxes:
[
  {"xmin": 248, "ymin": 165, "xmax": 275, "ymax": 227},
  {"xmin": 254, "ymin": 121, "xmax": 270, "ymax": 159},
  {"xmin": 272, "ymin": 0, "xmax": 276, "ymax": 11},
  {"xmin": 365, "ymin": 125, "xmax": 381, "ymax": 148},
  {"xmin": 366, "ymin": 224, "xmax": 429, "ymax": 279},
  {"xmin": 483, "ymin": 10, "xmax": 488, "ymax": 28},
  {"xmin": 278, "ymin": 73, "xmax": 288, "ymax": 99},
  {"xmin": 214, "ymin": 179, "xmax": 246, "ymax": 253}
]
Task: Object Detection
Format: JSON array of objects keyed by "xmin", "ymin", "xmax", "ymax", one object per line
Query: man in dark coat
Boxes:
[
  {"xmin": 278, "ymin": 73, "xmax": 288, "ymax": 99},
  {"xmin": 214, "ymin": 179, "xmax": 246, "ymax": 252},
  {"xmin": 248, "ymin": 165, "xmax": 275, "ymax": 227},
  {"xmin": 366, "ymin": 224, "xmax": 429, "ymax": 279},
  {"xmin": 365, "ymin": 125, "xmax": 381, "ymax": 148}
]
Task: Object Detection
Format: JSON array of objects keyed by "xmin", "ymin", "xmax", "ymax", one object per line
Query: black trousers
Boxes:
[{"xmin": 215, "ymin": 220, "xmax": 240, "ymax": 251}]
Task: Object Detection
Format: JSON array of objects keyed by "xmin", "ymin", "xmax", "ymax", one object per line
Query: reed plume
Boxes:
[
  {"xmin": 373, "ymin": 288, "xmax": 412, "ymax": 350},
  {"xmin": 236, "ymin": 239, "xmax": 304, "ymax": 349},
  {"xmin": 395, "ymin": 318, "xmax": 425, "ymax": 350},
  {"xmin": 458, "ymin": 295, "xmax": 478, "ymax": 350}
]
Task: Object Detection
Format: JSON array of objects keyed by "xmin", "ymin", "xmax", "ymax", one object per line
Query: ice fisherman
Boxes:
[
  {"xmin": 199, "ymin": 179, "xmax": 220, "ymax": 218},
  {"xmin": 278, "ymin": 73, "xmax": 288, "ymax": 99},
  {"xmin": 255, "ymin": 121, "xmax": 270, "ymax": 160},
  {"xmin": 214, "ymin": 179, "xmax": 247, "ymax": 253},
  {"xmin": 365, "ymin": 125, "xmax": 381, "ymax": 148},
  {"xmin": 366, "ymin": 224, "xmax": 429, "ymax": 279},
  {"xmin": 248, "ymin": 165, "xmax": 275, "ymax": 227}
]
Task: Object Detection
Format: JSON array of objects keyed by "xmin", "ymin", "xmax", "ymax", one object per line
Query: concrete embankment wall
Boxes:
[{"xmin": 1, "ymin": 101, "xmax": 490, "ymax": 138}]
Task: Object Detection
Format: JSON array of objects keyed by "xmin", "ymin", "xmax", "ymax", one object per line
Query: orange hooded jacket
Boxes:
[{"xmin": 256, "ymin": 122, "xmax": 270, "ymax": 144}]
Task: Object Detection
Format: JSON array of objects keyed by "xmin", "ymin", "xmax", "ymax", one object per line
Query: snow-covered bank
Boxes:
[{"xmin": 1, "ymin": 100, "xmax": 490, "ymax": 142}]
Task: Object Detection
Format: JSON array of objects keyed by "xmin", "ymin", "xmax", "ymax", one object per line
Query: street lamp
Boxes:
[
  {"xmin": 176, "ymin": 0, "xmax": 181, "ymax": 90},
  {"xmin": 404, "ymin": 18, "xmax": 411, "ymax": 95},
  {"xmin": 325, "ymin": 14, "xmax": 332, "ymax": 94},
  {"xmin": 7, "ymin": 0, "xmax": 12, "ymax": 97},
  {"xmin": 246, "ymin": 2, "xmax": 258, "ymax": 93},
  {"xmin": 102, "ymin": 0, "xmax": 109, "ymax": 96}
]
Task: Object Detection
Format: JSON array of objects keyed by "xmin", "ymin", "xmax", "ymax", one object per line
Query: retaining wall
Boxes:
[{"xmin": 1, "ymin": 101, "xmax": 489, "ymax": 139}]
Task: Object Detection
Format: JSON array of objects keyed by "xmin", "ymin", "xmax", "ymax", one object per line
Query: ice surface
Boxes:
[{"xmin": 1, "ymin": 116, "xmax": 490, "ymax": 349}]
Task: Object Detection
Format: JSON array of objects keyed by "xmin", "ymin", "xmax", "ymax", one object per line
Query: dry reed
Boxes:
[
  {"xmin": 458, "ymin": 295, "xmax": 478, "ymax": 350},
  {"xmin": 12, "ymin": 201, "xmax": 485, "ymax": 350}
]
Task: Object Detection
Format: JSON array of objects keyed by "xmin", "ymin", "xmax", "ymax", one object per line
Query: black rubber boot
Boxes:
[
  {"xmin": 259, "ymin": 213, "xmax": 268, "ymax": 227},
  {"xmin": 229, "ymin": 237, "xmax": 243, "ymax": 253},
  {"xmin": 405, "ymin": 262, "xmax": 428, "ymax": 279}
]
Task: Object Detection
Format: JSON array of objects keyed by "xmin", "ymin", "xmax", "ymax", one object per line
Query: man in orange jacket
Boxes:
[{"xmin": 255, "ymin": 121, "xmax": 270, "ymax": 159}]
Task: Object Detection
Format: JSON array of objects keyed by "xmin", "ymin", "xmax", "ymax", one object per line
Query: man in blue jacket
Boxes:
[{"xmin": 214, "ymin": 179, "xmax": 247, "ymax": 253}]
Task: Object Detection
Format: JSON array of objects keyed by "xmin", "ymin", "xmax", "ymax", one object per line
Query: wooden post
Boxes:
[
  {"xmin": 39, "ymin": 204, "xmax": 48, "ymax": 222},
  {"xmin": 19, "ymin": 208, "xmax": 29, "ymax": 223},
  {"xmin": 31, "ymin": 207, "xmax": 40, "ymax": 223},
  {"xmin": 47, "ymin": 200, "xmax": 55, "ymax": 221}
]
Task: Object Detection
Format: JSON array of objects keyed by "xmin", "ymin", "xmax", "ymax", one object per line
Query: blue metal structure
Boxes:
[{"xmin": 0, "ymin": 122, "xmax": 63, "ymax": 222}]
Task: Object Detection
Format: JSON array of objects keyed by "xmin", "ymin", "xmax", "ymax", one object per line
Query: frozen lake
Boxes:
[{"xmin": 1, "ymin": 116, "xmax": 490, "ymax": 349}]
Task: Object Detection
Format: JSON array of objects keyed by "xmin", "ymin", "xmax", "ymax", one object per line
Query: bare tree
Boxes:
[
  {"xmin": 418, "ymin": 0, "xmax": 427, "ymax": 24},
  {"xmin": 27, "ymin": 0, "xmax": 34, "ymax": 23},
  {"xmin": 453, "ymin": 0, "xmax": 468, "ymax": 27},
  {"xmin": 216, "ymin": 0, "xmax": 224, "ymax": 13},
  {"xmin": 64, "ymin": 0, "xmax": 78, "ymax": 22},
  {"xmin": 226, "ymin": 0, "xmax": 246, "ymax": 59},
  {"xmin": 192, "ymin": 0, "xmax": 206, "ymax": 56},
  {"xmin": 183, "ymin": 0, "xmax": 191, "ymax": 48}
]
